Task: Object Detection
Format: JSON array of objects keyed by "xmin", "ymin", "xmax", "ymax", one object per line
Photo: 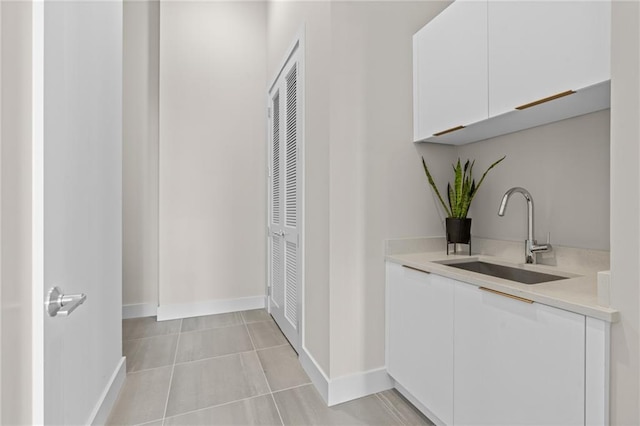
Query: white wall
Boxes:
[
  {"xmin": 159, "ymin": 2, "xmax": 267, "ymax": 308},
  {"xmin": 457, "ymin": 110, "xmax": 610, "ymax": 251},
  {"xmin": 267, "ymin": 0, "xmax": 453, "ymax": 378},
  {"xmin": 123, "ymin": 0, "xmax": 159, "ymax": 311},
  {"xmin": 267, "ymin": 0, "xmax": 333, "ymax": 374},
  {"xmin": 328, "ymin": 1, "xmax": 453, "ymax": 377},
  {"xmin": 609, "ymin": 1, "xmax": 640, "ymax": 423},
  {"xmin": 1, "ymin": 2, "xmax": 32, "ymax": 423}
]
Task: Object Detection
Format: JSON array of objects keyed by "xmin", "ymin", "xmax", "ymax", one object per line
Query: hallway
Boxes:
[{"xmin": 107, "ymin": 310, "xmax": 432, "ymax": 425}]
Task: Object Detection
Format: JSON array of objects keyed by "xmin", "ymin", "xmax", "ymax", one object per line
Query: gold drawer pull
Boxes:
[
  {"xmin": 402, "ymin": 265, "xmax": 430, "ymax": 274},
  {"xmin": 515, "ymin": 90, "xmax": 576, "ymax": 110},
  {"xmin": 433, "ymin": 125, "xmax": 465, "ymax": 137},
  {"xmin": 479, "ymin": 287, "xmax": 534, "ymax": 304}
]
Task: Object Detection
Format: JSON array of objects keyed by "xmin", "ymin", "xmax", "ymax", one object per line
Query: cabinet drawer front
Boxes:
[{"xmin": 454, "ymin": 283, "xmax": 585, "ymax": 425}]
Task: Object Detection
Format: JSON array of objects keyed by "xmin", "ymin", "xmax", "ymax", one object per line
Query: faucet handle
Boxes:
[{"xmin": 546, "ymin": 232, "xmax": 551, "ymax": 245}]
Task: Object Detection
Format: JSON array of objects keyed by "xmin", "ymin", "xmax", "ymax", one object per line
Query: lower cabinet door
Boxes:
[
  {"xmin": 453, "ymin": 283, "xmax": 585, "ymax": 425},
  {"xmin": 387, "ymin": 263, "xmax": 454, "ymax": 424}
]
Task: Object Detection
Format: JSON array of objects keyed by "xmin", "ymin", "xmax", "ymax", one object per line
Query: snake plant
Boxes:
[{"xmin": 422, "ymin": 155, "xmax": 506, "ymax": 219}]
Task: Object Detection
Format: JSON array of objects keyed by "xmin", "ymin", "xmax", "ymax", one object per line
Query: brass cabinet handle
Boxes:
[
  {"xmin": 515, "ymin": 90, "xmax": 576, "ymax": 110},
  {"xmin": 402, "ymin": 265, "xmax": 431, "ymax": 274},
  {"xmin": 433, "ymin": 125, "xmax": 465, "ymax": 137},
  {"xmin": 479, "ymin": 286, "xmax": 534, "ymax": 304}
]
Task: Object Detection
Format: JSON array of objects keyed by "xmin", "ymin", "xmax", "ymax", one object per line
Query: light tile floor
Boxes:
[{"xmin": 108, "ymin": 309, "xmax": 433, "ymax": 426}]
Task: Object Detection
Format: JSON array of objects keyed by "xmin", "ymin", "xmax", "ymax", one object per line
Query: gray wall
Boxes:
[
  {"xmin": 123, "ymin": 0, "xmax": 159, "ymax": 310},
  {"xmin": 457, "ymin": 110, "xmax": 610, "ymax": 251},
  {"xmin": 1, "ymin": 2, "xmax": 33, "ymax": 422},
  {"xmin": 158, "ymin": 1, "xmax": 268, "ymax": 307},
  {"xmin": 610, "ymin": 1, "xmax": 640, "ymax": 423}
]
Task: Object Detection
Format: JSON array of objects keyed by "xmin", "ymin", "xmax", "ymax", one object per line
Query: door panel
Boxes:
[
  {"xmin": 37, "ymin": 1, "xmax": 123, "ymax": 424},
  {"xmin": 268, "ymin": 45, "xmax": 301, "ymax": 352},
  {"xmin": 271, "ymin": 234, "xmax": 284, "ymax": 309}
]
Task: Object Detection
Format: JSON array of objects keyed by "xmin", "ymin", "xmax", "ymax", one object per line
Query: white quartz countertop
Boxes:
[{"xmin": 386, "ymin": 251, "xmax": 619, "ymax": 323}]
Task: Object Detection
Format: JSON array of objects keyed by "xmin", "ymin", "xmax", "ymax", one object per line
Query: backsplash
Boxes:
[
  {"xmin": 457, "ymin": 110, "xmax": 610, "ymax": 251},
  {"xmin": 384, "ymin": 236, "xmax": 446, "ymax": 255},
  {"xmin": 417, "ymin": 110, "xmax": 610, "ymax": 252}
]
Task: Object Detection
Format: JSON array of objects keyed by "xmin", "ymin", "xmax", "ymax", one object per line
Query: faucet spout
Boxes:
[
  {"xmin": 498, "ymin": 187, "xmax": 534, "ymax": 241},
  {"xmin": 497, "ymin": 187, "xmax": 551, "ymax": 264}
]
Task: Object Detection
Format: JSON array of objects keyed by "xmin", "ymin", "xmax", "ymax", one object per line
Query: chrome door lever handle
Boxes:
[{"xmin": 46, "ymin": 286, "xmax": 87, "ymax": 317}]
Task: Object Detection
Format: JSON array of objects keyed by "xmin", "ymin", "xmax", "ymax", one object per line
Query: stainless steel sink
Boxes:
[{"xmin": 439, "ymin": 260, "xmax": 566, "ymax": 284}]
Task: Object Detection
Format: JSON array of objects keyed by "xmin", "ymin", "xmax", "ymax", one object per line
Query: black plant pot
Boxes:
[{"xmin": 446, "ymin": 218, "xmax": 472, "ymax": 244}]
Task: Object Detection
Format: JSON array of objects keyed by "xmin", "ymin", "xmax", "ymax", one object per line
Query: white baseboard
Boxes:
[
  {"xmin": 299, "ymin": 346, "xmax": 330, "ymax": 403},
  {"xmin": 327, "ymin": 367, "xmax": 394, "ymax": 406},
  {"xmin": 122, "ymin": 303, "xmax": 157, "ymax": 319},
  {"xmin": 88, "ymin": 356, "xmax": 126, "ymax": 425},
  {"xmin": 298, "ymin": 346, "xmax": 394, "ymax": 407},
  {"xmin": 156, "ymin": 296, "xmax": 266, "ymax": 321}
]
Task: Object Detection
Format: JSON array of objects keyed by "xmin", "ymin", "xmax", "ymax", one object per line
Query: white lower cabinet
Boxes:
[
  {"xmin": 386, "ymin": 262, "xmax": 454, "ymax": 425},
  {"xmin": 453, "ymin": 283, "xmax": 585, "ymax": 425},
  {"xmin": 386, "ymin": 262, "xmax": 609, "ymax": 426}
]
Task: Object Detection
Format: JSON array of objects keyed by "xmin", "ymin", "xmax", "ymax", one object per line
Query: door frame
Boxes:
[
  {"xmin": 266, "ymin": 27, "xmax": 305, "ymax": 352},
  {"xmin": 31, "ymin": 1, "xmax": 45, "ymax": 422}
]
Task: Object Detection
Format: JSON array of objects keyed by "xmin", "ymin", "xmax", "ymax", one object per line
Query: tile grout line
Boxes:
[
  {"xmin": 243, "ymin": 319, "xmax": 285, "ymax": 426},
  {"xmin": 125, "ymin": 333, "xmax": 290, "ymax": 376},
  {"xmin": 270, "ymin": 382, "xmax": 313, "ymax": 395},
  {"xmin": 162, "ymin": 391, "xmax": 274, "ymax": 423},
  {"xmin": 179, "ymin": 321, "xmax": 247, "ymax": 336},
  {"xmin": 123, "ymin": 332, "xmax": 180, "ymax": 343},
  {"xmin": 374, "ymin": 392, "xmax": 407, "ymax": 426},
  {"xmin": 161, "ymin": 319, "xmax": 183, "ymax": 425},
  {"xmin": 173, "ymin": 348, "xmax": 257, "ymax": 367},
  {"xmin": 123, "ymin": 339, "xmax": 142, "ymax": 374}
]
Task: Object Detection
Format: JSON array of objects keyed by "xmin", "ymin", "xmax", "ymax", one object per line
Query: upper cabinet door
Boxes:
[
  {"xmin": 488, "ymin": 0, "xmax": 611, "ymax": 117},
  {"xmin": 413, "ymin": 0, "xmax": 488, "ymax": 141}
]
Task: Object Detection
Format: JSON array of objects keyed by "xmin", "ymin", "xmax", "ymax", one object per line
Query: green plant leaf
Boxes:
[
  {"xmin": 421, "ymin": 157, "xmax": 452, "ymax": 217},
  {"xmin": 459, "ymin": 175, "xmax": 471, "ymax": 218},
  {"xmin": 421, "ymin": 155, "xmax": 505, "ymax": 219},
  {"xmin": 448, "ymin": 183, "xmax": 456, "ymax": 217},
  {"xmin": 454, "ymin": 159, "xmax": 463, "ymax": 213},
  {"xmin": 471, "ymin": 155, "xmax": 507, "ymax": 204}
]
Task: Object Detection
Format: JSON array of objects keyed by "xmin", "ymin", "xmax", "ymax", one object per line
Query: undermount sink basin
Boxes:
[{"xmin": 438, "ymin": 260, "xmax": 567, "ymax": 284}]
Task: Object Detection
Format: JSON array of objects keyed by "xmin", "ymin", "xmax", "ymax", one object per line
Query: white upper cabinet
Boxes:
[
  {"xmin": 413, "ymin": 0, "xmax": 488, "ymax": 141},
  {"xmin": 413, "ymin": 0, "xmax": 611, "ymax": 144},
  {"xmin": 488, "ymin": 0, "xmax": 611, "ymax": 117}
]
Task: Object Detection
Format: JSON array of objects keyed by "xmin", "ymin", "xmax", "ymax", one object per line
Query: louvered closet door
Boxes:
[{"xmin": 268, "ymin": 49, "xmax": 301, "ymax": 352}]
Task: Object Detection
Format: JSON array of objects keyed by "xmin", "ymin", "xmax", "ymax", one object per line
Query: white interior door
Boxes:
[
  {"xmin": 268, "ymin": 44, "xmax": 302, "ymax": 353},
  {"xmin": 33, "ymin": 1, "xmax": 123, "ymax": 424}
]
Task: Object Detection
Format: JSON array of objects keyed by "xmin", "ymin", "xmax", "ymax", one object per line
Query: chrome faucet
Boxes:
[{"xmin": 498, "ymin": 187, "xmax": 552, "ymax": 264}]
